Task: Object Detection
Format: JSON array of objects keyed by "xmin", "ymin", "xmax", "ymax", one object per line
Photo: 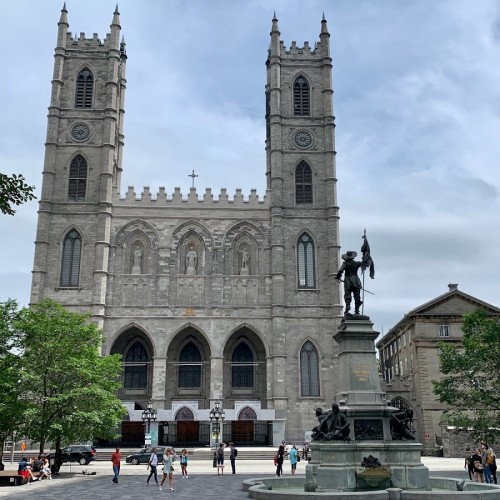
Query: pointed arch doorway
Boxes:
[{"xmin": 231, "ymin": 406, "xmax": 257, "ymax": 444}]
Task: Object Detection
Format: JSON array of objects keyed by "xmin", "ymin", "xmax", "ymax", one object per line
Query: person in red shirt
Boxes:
[{"xmin": 111, "ymin": 447, "xmax": 121, "ymax": 484}]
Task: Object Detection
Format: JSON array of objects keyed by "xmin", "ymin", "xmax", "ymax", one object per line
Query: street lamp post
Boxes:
[
  {"xmin": 141, "ymin": 401, "xmax": 157, "ymax": 446},
  {"xmin": 209, "ymin": 400, "xmax": 225, "ymax": 446}
]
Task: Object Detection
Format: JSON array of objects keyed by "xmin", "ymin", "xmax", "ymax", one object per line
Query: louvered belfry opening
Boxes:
[
  {"xmin": 295, "ymin": 160, "xmax": 313, "ymax": 203},
  {"xmin": 68, "ymin": 155, "xmax": 88, "ymax": 201},
  {"xmin": 75, "ymin": 68, "xmax": 94, "ymax": 108},
  {"xmin": 293, "ymin": 76, "xmax": 310, "ymax": 116}
]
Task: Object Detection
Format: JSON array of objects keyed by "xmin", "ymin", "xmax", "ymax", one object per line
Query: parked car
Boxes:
[
  {"xmin": 126, "ymin": 447, "xmax": 165, "ymax": 465},
  {"xmin": 48, "ymin": 445, "xmax": 97, "ymax": 466}
]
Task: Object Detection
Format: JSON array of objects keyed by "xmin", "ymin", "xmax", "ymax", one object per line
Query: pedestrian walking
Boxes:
[
  {"xmin": 229, "ymin": 442, "xmax": 237, "ymax": 474},
  {"xmin": 289, "ymin": 444, "xmax": 298, "ymax": 476},
  {"xmin": 180, "ymin": 448, "xmax": 189, "ymax": 478},
  {"xmin": 159, "ymin": 447, "xmax": 176, "ymax": 491},
  {"xmin": 146, "ymin": 447, "xmax": 159, "ymax": 486},
  {"xmin": 275, "ymin": 445, "xmax": 285, "ymax": 477},
  {"xmin": 111, "ymin": 446, "xmax": 121, "ymax": 484},
  {"xmin": 216, "ymin": 442, "xmax": 225, "ymax": 475}
]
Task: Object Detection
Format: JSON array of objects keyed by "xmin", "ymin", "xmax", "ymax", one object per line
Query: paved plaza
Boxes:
[{"xmin": 0, "ymin": 457, "xmax": 468, "ymax": 499}]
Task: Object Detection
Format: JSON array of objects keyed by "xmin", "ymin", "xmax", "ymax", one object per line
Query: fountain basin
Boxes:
[{"xmin": 243, "ymin": 476, "xmax": 500, "ymax": 499}]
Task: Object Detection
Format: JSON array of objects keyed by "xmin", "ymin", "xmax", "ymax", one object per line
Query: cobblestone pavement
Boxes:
[{"xmin": 0, "ymin": 457, "xmax": 468, "ymax": 499}]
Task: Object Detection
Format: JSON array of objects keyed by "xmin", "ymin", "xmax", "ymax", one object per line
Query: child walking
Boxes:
[{"xmin": 180, "ymin": 449, "xmax": 189, "ymax": 478}]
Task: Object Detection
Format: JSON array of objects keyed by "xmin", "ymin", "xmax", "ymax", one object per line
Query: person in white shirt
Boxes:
[{"xmin": 145, "ymin": 447, "xmax": 159, "ymax": 486}]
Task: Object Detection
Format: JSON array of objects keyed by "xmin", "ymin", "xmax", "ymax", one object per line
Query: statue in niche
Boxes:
[
  {"xmin": 390, "ymin": 408, "xmax": 416, "ymax": 440},
  {"xmin": 185, "ymin": 244, "xmax": 198, "ymax": 275},
  {"xmin": 239, "ymin": 248, "xmax": 249, "ymax": 275},
  {"xmin": 311, "ymin": 402, "xmax": 351, "ymax": 441},
  {"xmin": 131, "ymin": 246, "xmax": 142, "ymax": 274}
]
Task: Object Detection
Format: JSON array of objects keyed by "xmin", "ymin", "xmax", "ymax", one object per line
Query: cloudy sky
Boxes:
[{"xmin": 1, "ymin": 0, "xmax": 499, "ymax": 336}]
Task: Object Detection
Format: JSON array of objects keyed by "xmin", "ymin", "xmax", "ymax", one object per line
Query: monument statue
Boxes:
[
  {"xmin": 390, "ymin": 408, "xmax": 416, "ymax": 440},
  {"xmin": 335, "ymin": 251, "xmax": 363, "ymax": 315},
  {"xmin": 131, "ymin": 247, "xmax": 142, "ymax": 274},
  {"xmin": 311, "ymin": 403, "xmax": 351, "ymax": 441},
  {"xmin": 335, "ymin": 231, "xmax": 375, "ymax": 315},
  {"xmin": 185, "ymin": 245, "xmax": 198, "ymax": 275}
]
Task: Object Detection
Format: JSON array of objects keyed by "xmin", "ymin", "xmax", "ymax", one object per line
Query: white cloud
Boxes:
[{"xmin": 0, "ymin": 0, "xmax": 499, "ymax": 333}]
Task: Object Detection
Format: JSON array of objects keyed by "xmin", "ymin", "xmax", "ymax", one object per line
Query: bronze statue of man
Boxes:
[
  {"xmin": 322, "ymin": 403, "xmax": 350, "ymax": 441},
  {"xmin": 336, "ymin": 251, "xmax": 363, "ymax": 315}
]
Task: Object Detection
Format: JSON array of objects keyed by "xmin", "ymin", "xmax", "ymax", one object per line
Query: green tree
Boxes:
[
  {"xmin": 15, "ymin": 300, "xmax": 126, "ymax": 454},
  {"xmin": 0, "ymin": 173, "xmax": 36, "ymax": 215},
  {"xmin": 433, "ymin": 309, "xmax": 500, "ymax": 443},
  {"xmin": 0, "ymin": 300, "xmax": 26, "ymax": 462}
]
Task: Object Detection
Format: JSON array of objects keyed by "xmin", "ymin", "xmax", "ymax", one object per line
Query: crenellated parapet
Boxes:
[
  {"xmin": 114, "ymin": 186, "xmax": 270, "ymax": 207},
  {"xmin": 279, "ymin": 40, "xmax": 325, "ymax": 58},
  {"xmin": 65, "ymin": 31, "xmax": 114, "ymax": 49}
]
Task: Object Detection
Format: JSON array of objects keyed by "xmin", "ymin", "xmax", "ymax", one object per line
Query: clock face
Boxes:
[
  {"xmin": 71, "ymin": 123, "xmax": 90, "ymax": 141},
  {"xmin": 294, "ymin": 130, "xmax": 313, "ymax": 148}
]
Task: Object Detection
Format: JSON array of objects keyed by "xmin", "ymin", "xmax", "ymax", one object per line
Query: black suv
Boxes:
[{"xmin": 49, "ymin": 445, "xmax": 97, "ymax": 466}]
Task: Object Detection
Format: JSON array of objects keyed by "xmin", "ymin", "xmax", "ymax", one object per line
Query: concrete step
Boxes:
[{"xmin": 4, "ymin": 447, "xmax": 286, "ymax": 463}]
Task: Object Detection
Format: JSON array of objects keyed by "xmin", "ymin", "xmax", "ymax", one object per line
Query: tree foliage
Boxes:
[
  {"xmin": 433, "ymin": 309, "xmax": 500, "ymax": 443},
  {"xmin": 0, "ymin": 299, "xmax": 126, "ymax": 454},
  {"xmin": 0, "ymin": 173, "xmax": 36, "ymax": 215},
  {"xmin": 0, "ymin": 300, "xmax": 25, "ymax": 460}
]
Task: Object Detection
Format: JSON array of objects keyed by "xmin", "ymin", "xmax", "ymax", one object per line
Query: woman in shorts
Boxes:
[{"xmin": 159, "ymin": 447, "xmax": 175, "ymax": 491}]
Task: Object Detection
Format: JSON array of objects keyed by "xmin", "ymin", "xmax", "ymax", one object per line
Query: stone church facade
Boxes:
[{"xmin": 30, "ymin": 6, "xmax": 343, "ymax": 446}]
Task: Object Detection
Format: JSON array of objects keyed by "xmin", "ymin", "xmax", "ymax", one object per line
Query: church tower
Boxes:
[
  {"xmin": 266, "ymin": 14, "xmax": 342, "ymax": 436},
  {"xmin": 30, "ymin": 4, "xmax": 127, "ymax": 326}
]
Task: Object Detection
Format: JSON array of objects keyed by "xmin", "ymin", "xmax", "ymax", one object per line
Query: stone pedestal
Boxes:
[{"xmin": 304, "ymin": 316, "xmax": 430, "ymax": 492}]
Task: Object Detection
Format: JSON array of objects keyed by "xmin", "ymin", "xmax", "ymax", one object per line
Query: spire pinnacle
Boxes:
[
  {"xmin": 59, "ymin": 2, "xmax": 68, "ymax": 24},
  {"xmin": 321, "ymin": 12, "xmax": 329, "ymax": 35},
  {"xmin": 271, "ymin": 11, "xmax": 279, "ymax": 34},
  {"xmin": 111, "ymin": 4, "xmax": 121, "ymax": 28}
]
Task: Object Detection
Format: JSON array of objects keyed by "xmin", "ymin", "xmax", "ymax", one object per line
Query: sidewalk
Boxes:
[{"xmin": 0, "ymin": 457, "xmax": 468, "ymax": 499}]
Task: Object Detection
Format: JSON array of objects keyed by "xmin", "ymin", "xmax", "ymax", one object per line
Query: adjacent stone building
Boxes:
[
  {"xmin": 376, "ymin": 284, "xmax": 500, "ymax": 455},
  {"xmin": 30, "ymin": 6, "xmax": 343, "ymax": 446}
]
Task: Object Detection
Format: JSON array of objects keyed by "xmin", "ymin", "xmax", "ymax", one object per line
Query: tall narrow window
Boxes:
[
  {"xmin": 293, "ymin": 76, "xmax": 310, "ymax": 116},
  {"xmin": 75, "ymin": 68, "xmax": 94, "ymax": 108},
  {"xmin": 300, "ymin": 341, "xmax": 320, "ymax": 396},
  {"xmin": 178, "ymin": 342, "xmax": 202, "ymax": 388},
  {"xmin": 297, "ymin": 233, "xmax": 315, "ymax": 288},
  {"xmin": 296, "ymin": 161, "xmax": 313, "ymax": 203},
  {"xmin": 60, "ymin": 229, "xmax": 82, "ymax": 287},
  {"xmin": 68, "ymin": 155, "xmax": 88, "ymax": 201},
  {"xmin": 232, "ymin": 342, "xmax": 254, "ymax": 388},
  {"xmin": 124, "ymin": 342, "xmax": 149, "ymax": 389}
]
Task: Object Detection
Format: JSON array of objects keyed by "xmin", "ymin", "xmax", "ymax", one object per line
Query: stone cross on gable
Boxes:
[{"xmin": 188, "ymin": 169, "xmax": 198, "ymax": 188}]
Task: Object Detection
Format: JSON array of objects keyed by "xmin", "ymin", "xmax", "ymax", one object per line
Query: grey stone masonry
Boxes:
[{"xmin": 30, "ymin": 7, "xmax": 343, "ymax": 445}]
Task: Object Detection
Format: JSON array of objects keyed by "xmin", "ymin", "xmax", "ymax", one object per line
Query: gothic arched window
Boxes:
[
  {"xmin": 295, "ymin": 161, "xmax": 313, "ymax": 204},
  {"xmin": 232, "ymin": 342, "xmax": 254, "ymax": 388},
  {"xmin": 60, "ymin": 229, "xmax": 82, "ymax": 287},
  {"xmin": 179, "ymin": 342, "xmax": 202, "ymax": 388},
  {"xmin": 68, "ymin": 155, "xmax": 88, "ymax": 201},
  {"xmin": 75, "ymin": 68, "xmax": 94, "ymax": 108},
  {"xmin": 293, "ymin": 76, "xmax": 310, "ymax": 116},
  {"xmin": 300, "ymin": 341, "xmax": 320, "ymax": 396},
  {"xmin": 124, "ymin": 341, "xmax": 149, "ymax": 389},
  {"xmin": 297, "ymin": 233, "xmax": 315, "ymax": 289}
]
